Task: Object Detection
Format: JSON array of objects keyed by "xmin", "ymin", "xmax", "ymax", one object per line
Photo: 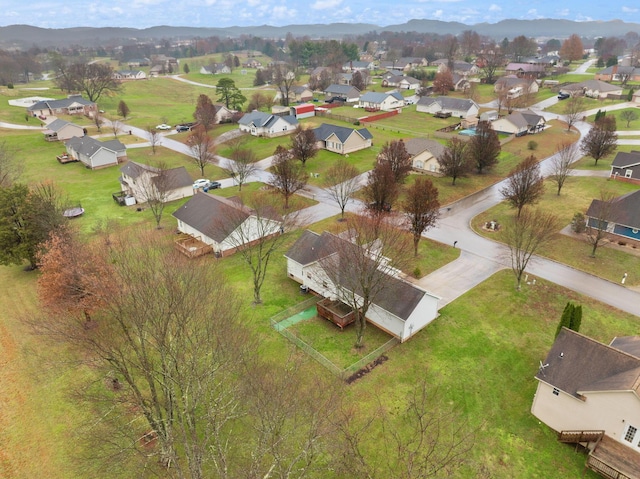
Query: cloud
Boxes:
[
  {"xmin": 557, "ymin": 8, "xmax": 569, "ymax": 16},
  {"xmin": 622, "ymin": 6, "xmax": 639, "ymax": 13},
  {"xmin": 416, "ymin": 0, "xmax": 461, "ymax": 3},
  {"xmin": 489, "ymin": 4, "xmax": 501, "ymax": 11},
  {"xmin": 311, "ymin": 0, "xmax": 342, "ymax": 10},
  {"xmin": 433, "ymin": 9, "xmax": 443, "ymax": 18}
]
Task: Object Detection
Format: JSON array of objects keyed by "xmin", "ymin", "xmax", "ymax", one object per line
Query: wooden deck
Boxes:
[
  {"xmin": 174, "ymin": 236, "xmax": 211, "ymax": 259},
  {"xmin": 56, "ymin": 153, "xmax": 78, "ymax": 164},
  {"xmin": 588, "ymin": 435, "xmax": 640, "ymax": 479}
]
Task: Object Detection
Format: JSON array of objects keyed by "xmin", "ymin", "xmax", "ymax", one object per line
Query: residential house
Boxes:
[
  {"xmin": 323, "ymin": 84, "xmax": 361, "ymax": 103},
  {"xmin": 113, "ymin": 70, "xmax": 147, "ymax": 81},
  {"xmin": 494, "ymin": 76, "xmax": 539, "ymax": 98},
  {"xmin": 337, "ymin": 73, "xmax": 352, "ymax": 85},
  {"xmin": 382, "ymin": 69, "xmax": 405, "ymax": 81},
  {"xmin": 437, "ymin": 61, "xmax": 479, "ymax": 77},
  {"xmin": 200, "ymin": 63, "xmax": 231, "ymax": 75},
  {"xmin": 149, "ymin": 65, "xmax": 164, "ymax": 77},
  {"xmin": 585, "ymin": 189, "xmax": 640, "ymax": 246},
  {"xmin": 65, "ymin": 136, "xmax": 126, "ymax": 169},
  {"xmin": 28, "ymin": 95, "xmax": 97, "ymax": 118},
  {"xmin": 595, "ymin": 65, "xmax": 640, "ymax": 83},
  {"xmin": 382, "ymin": 75, "xmax": 420, "ymax": 90},
  {"xmin": 405, "ymin": 138, "xmax": 446, "ymax": 175},
  {"xmin": 531, "ymin": 328, "xmax": 640, "ymax": 479},
  {"xmin": 42, "ymin": 119, "xmax": 85, "ymax": 142},
  {"xmin": 312, "ymin": 123, "xmax": 373, "ymax": 154},
  {"xmin": 127, "ymin": 58, "xmax": 150, "ymax": 68},
  {"xmin": 416, "ymin": 96, "xmax": 479, "ymax": 118},
  {"xmin": 358, "ymin": 91, "xmax": 405, "ymax": 111},
  {"xmin": 213, "ymin": 104, "xmax": 236, "ymax": 124},
  {"xmin": 559, "ymin": 80, "xmax": 623, "ymax": 100},
  {"xmin": 285, "ymin": 230, "xmax": 440, "ymax": 342},
  {"xmin": 491, "ymin": 110, "xmax": 545, "ymax": 136},
  {"xmin": 452, "ymin": 73, "xmax": 471, "ymax": 92},
  {"xmin": 275, "ymin": 85, "xmax": 313, "ymax": 103},
  {"xmin": 172, "ymin": 193, "xmax": 282, "ymax": 257},
  {"xmin": 242, "ymin": 59, "xmax": 262, "ymax": 68},
  {"xmin": 342, "ymin": 60, "xmax": 375, "ymax": 72},
  {"xmin": 238, "ymin": 110, "xmax": 298, "ymax": 137},
  {"xmin": 151, "ymin": 54, "xmax": 178, "ymax": 72},
  {"xmin": 119, "ymin": 161, "xmax": 193, "ymax": 204},
  {"xmin": 610, "ymin": 150, "xmax": 640, "ymax": 184},
  {"xmin": 309, "ymin": 66, "xmax": 332, "ymax": 81},
  {"xmin": 505, "ymin": 63, "xmax": 547, "ymax": 78}
]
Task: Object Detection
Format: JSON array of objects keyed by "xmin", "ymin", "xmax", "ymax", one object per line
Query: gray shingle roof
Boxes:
[
  {"xmin": 612, "ymin": 151, "xmax": 640, "ymax": 168},
  {"xmin": 324, "ymin": 84, "xmax": 361, "ymax": 95},
  {"xmin": 66, "ymin": 136, "xmax": 125, "ymax": 157},
  {"xmin": 404, "ymin": 138, "xmax": 446, "ymax": 159},
  {"xmin": 120, "ymin": 161, "xmax": 192, "ymax": 190},
  {"xmin": 536, "ymin": 328, "xmax": 640, "ymax": 398},
  {"xmin": 312, "ymin": 123, "xmax": 372, "ymax": 143},
  {"xmin": 417, "ymin": 96, "xmax": 476, "ymax": 112},
  {"xmin": 28, "ymin": 96, "xmax": 95, "ymax": 111},
  {"xmin": 238, "ymin": 111, "xmax": 298, "ymax": 129},
  {"xmin": 586, "ymin": 190, "xmax": 640, "ymax": 230},
  {"xmin": 45, "ymin": 119, "xmax": 77, "ymax": 132}
]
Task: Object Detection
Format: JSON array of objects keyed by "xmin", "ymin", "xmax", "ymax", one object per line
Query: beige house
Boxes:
[
  {"xmin": 405, "ymin": 138, "xmax": 446, "ymax": 175},
  {"xmin": 42, "ymin": 119, "xmax": 85, "ymax": 142},
  {"xmin": 531, "ymin": 328, "xmax": 640, "ymax": 478},
  {"xmin": 312, "ymin": 123, "xmax": 373, "ymax": 154},
  {"xmin": 119, "ymin": 161, "xmax": 193, "ymax": 204},
  {"xmin": 65, "ymin": 136, "xmax": 126, "ymax": 169},
  {"xmin": 560, "ymin": 80, "xmax": 623, "ymax": 100}
]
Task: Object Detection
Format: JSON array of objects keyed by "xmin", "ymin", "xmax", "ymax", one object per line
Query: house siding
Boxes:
[{"xmin": 411, "ymin": 151, "xmax": 441, "ymax": 174}]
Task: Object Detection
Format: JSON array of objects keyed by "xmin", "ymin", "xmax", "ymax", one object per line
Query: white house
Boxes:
[
  {"xmin": 491, "ymin": 110, "xmax": 545, "ymax": 136},
  {"xmin": 172, "ymin": 193, "xmax": 282, "ymax": 257},
  {"xmin": 358, "ymin": 91, "xmax": 405, "ymax": 111},
  {"xmin": 416, "ymin": 96, "xmax": 479, "ymax": 118},
  {"xmin": 119, "ymin": 161, "xmax": 193, "ymax": 204},
  {"xmin": 285, "ymin": 230, "xmax": 440, "ymax": 342},
  {"xmin": 113, "ymin": 70, "xmax": 147, "ymax": 81},
  {"xmin": 65, "ymin": 136, "xmax": 126, "ymax": 169},
  {"xmin": 531, "ymin": 328, "xmax": 640, "ymax": 478},
  {"xmin": 238, "ymin": 111, "xmax": 298, "ymax": 138}
]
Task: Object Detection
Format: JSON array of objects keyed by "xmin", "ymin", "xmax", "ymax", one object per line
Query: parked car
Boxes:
[
  {"xmin": 203, "ymin": 181, "xmax": 221, "ymax": 192},
  {"xmin": 156, "ymin": 123, "xmax": 172, "ymax": 130},
  {"xmin": 193, "ymin": 179, "xmax": 211, "ymax": 189},
  {"xmin": 176, "ymin": 125, "xmax": 191, "ymax": 132},
  {"xmin": 557, "ymin": 92, "xmax": 570, "ymax": 100}
]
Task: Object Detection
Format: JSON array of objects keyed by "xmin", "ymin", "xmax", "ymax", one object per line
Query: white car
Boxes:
[
  {"xmin": 193, "ymin": 179, "xmax": 210, "ymax": 189},
  {"xmin": 156, "ymin": 123, "xmax": 172, "ymax": 130}
]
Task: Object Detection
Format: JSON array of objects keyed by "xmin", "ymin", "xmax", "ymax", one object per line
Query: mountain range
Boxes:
[{"xmin": 2, "ymin": 19, "xmax": 640, "ymax": 50}]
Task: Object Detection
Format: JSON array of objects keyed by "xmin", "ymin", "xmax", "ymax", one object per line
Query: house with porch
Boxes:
[
  {"xmin": 113, "ymin": 70, "xmax": 147, "ymax": 81},
  {"xmin": 28, "ymin": 95, "xmax": 97, "ymax": 118},
  {"xmin": 494, "ymin": 76, "xmax": 539, "ymax": 98},
  {"xmin": 238, "ymin": 110, "xmax": 298, "ymax": 138},
  {"xmin": 119, "ymin": 161, "xmax": 193, "ymax": 204},
  {"xmin": 416, "ymin": 96, "xmax": 479, "ymax": 118},
  {"xmin": 381, "ymin": 75, "xmax": 420, "ymax": 90},
  {"xmin": 559, "ymin": 80, "xmax": 622, "ymax": 100},
  {"xmin": 491, "ymin": 110, "xmax": 545, "ymax": 136},
  {"xmin": 531, "ymin": 328, "xmax": 640, "ymax": 479},
  {"xmin": 505, "ymin": 63, "xmax": 546, "ymax": 78},
  {"xmin": 312, "ymin": 123, "xmax": 372, "ymax": 154},
  {"xmin": 610, "ymin": 151, "xmax": 640, "ymax": 184},
  {"xmin": 172, "ymin": 193, "xmax": 282, "ymax": 258},
  {"xmin": 64, "ymin": 136, "xmax": 126, "ymax": 169},
  {"xmin": 200, "ymin": 63, "xmax": 231, "ymax": 75},
  {"xmin": 358, "ymin": 91, "xmax": 405, "ymax": 111},
  {"xmin": 285, "ymin": 230, "xmax": 440, "ymax": 342},
  {"xmin": 405, "ymin": 138, "xmax": 446, "ymax": 175},
  {"xmin": 323, "ymin": 84, "xmax": 361, "ymax": 103},
  {"xmin": 595, "ymin": 65, "xmax": 640, "ymax": 82},
  {"xmin": 42, "ymin": 119, "xmax": 85, "ymax": 142},
  {"xmin": 585, "ymin": 189, "xmax": 640, "ymax": 247}
]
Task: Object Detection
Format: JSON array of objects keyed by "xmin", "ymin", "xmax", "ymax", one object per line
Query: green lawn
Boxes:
[{"xmin": 586, "ymin": 106, "xmax": 640, "ymax": 130}]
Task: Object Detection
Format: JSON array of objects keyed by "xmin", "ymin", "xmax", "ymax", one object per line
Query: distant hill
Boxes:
[{"xmin": 2, "ymin": 19, "xmax": 640, "ymax": 49}]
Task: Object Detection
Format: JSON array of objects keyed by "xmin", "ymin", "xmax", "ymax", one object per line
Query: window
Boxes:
[
  {"xmin": 625, "ymin": 169, "xmax": 633, "ymax": 178},
  {"xmin": 306, "ymin": 273, "xmax": 311, "ymax": 279},
  {"xmin": 552, "ymin": 388, "xmax": 560, "ymax": 396},
  {"xmin": 322, "ymin": 281, "xmax": 327, "ymax": 288},
  {"xmin": 624, "ymin": 425, "xmax": 637, "ymax": 443}
]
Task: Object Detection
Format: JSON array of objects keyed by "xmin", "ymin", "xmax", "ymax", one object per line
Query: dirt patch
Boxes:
[{"xmin": 345, "ymin": 354, "xmax": 388, "ymax": 384}]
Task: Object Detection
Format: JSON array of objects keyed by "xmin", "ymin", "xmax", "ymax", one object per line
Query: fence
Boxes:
[
  {"xmin": 360, "ymin": 109, "xmax": 400, "ymax": 123},
  {"xmin": 270, "ymin": 298, "xmax": 399, "ymax": 380}
]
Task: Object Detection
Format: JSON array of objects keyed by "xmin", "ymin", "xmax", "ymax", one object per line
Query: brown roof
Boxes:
[
  {"xmin": 536, "ymin": 328, "xmax": 640, "ymax": 398},
  {"xmin": 172, "ymin": 192, "xmax": 251, "ymax": 243}
]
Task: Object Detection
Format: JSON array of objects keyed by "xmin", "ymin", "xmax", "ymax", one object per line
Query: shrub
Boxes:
[
  {"xmin": 7, "ymin": 83, "xmax": 13, "ymax": 89},
  {"xmin": 571, "ymin": 212, "xmax": 586, "ymax": 233},
  {"xmin": 413, "ymin": 267, "xmax": 422, "ymax": 278},
  {"xmin": 353, "ymin": 120, "xmax": 360, "ymax": 126},
  {"xmin": 527, "ymin": 140, "xmax": 538, "ymax": 151}
]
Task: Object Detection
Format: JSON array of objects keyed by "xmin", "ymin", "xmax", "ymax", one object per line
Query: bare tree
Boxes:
[
  {"xmin": 548, "ymin": 142, "xmax": 577, "ymax": 195},
  {"xmin": 500, "ymin": 155, "xmax": 545, "ymax": 217},
  {"xmin": 468, "ymin": 121, "xmax": 501, "ymax": 174},
  {"xmin": 580, "ymin": 116, "xmax": 618, "ymax": 165},
  {"xmin": 111, "ymin": 118, "xmax": 121, "ymax": 138},
  {"xmin": 187, "ymin": 125, "xmax": 217, "ymax": 176},
  {"xmin": 503, "ymin": 208, "xmax": 559, "ymax": 290},
  {"xmin": 363, "ymin": 161, "xmax": 399, "ymax": 212},
  {"xmin": 478, "ymin": 43, "xmax": 504, "ymax": 84},
  {"xmin": 136, "ymin": 161, "xmax": 171, "ymax": 228},
  {"xmin": 324, "ymin": 159, "xmax": 360, "ymax": 220},
  {"xmin": 585, "ymin": 191, "xmax": 618, "ymax": 257},
  {"xmin": 269, "ymin": 145, "xmax": 309, "ymax": 208},
  {"xmin": 620, "ymin": 109, "xmax": 638, "ymax": 128},
  {"xmin": 563, "ymin": 96, "xmax": 585, "ymax": 132},
  {"xmin": 53, "ymin": 60, "xmax": 120, "ymax": 102},
  {"xmin": 438, "ymin": 137, "xmax": 472, "ymax": 185},
  {"xmin": 93, "ymin": 111, "xmax": 103, "ymax": 132},
  {"xmin": 377, "ymin": 140, "xmax": 412, "ymax": 183},
  {"xmin": 0, "ymin": 140, "xmax": 21, "ymax": 187},
  {"xmin": 224, "ymin": 140, "xmax": 257, "ymax": 191},
  {"xmin": 402, "ymin": 177, "xmax": 440, "ymax": 256},
  {"xmin": 215, "ymin": 192, "xmax": 290, "ymax": 304},
  {"xmin": 147, "ymin": 126, "xmax": 160, "ymax": 154},
  {"xmin": 290, "ymin": 127, "xmax": 319, "ymax": 166},
  {"xmin": 319, "ymin": 214, "xmax": 413, "ymax": 348},
  {"xmin": 272, "ymin": 63, "xmax": 297, "ymax": 107}
]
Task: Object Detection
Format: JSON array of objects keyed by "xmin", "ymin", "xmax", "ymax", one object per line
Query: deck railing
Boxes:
[
  {"xmin": 558, "ymin": 430, "xmax": 604, "ymax": 444},
  {"xmin": 587, "ymin": 456, "xmax": 632, "ymax": 479}
]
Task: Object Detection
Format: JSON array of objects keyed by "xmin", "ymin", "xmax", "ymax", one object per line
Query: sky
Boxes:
[{"xmin": 1, "ymin": 0, "xmax": 640, "ymax": 29}]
